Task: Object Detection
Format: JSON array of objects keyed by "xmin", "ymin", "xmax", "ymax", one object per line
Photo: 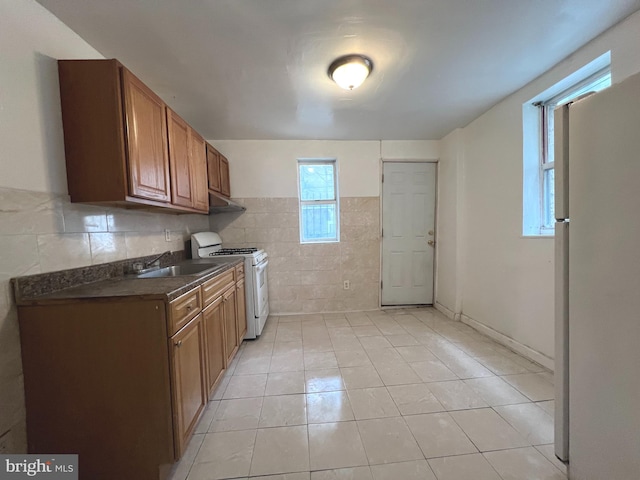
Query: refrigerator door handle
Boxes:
[
  {"xmin": 555, "ymin": 221, "xmax": 570, "ymax": 462},
  {"xmin": 554, "ymin": 104, "xmax": 570, "ymax": 220}
]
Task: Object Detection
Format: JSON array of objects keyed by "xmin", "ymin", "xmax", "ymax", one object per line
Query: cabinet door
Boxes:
[
  {"xmin": 170, "ymin": 314, "xmax": 206, "ymax": 458},
  {"xmin": 236, "ymin": 278, "xmax": 247, "ymax": 343},
  {"xmin": 220, "ymin": 155, "xmax": 231, "ymax": 197},
  {"xmin": 167, "ymin": 109, "xmax": 194, "ymax": 208},
  {"xmin": 206, "ymin": 144, "xmax": 221, "ymax": 193},
  {"xmin": 202, "ymin": 297, "xmax": 225, "ymax": 399},
  {"xmin": 190, "ymin": 131, "xmax": 209, "ymax": 212},
  {"xmin": 222, "ymin": 286, "xmax": 238, "ymax": 365},
  {"xmin": 122, "ymin": 68, "xmax": 171, "ymax": 202}
]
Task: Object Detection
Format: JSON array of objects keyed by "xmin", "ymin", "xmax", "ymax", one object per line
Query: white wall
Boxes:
[
  {"xmin": 212, "ymin": 140, "xmax": 380, "ymax": 198},
  {"xmin": 435, "ymin": 129, "xmax": 464, "ymax": 317},
  {"xmin": 0, "ymin": 0, "xmax": 103, "ymax": 193},
  {"xmin": 212, "ymin": 140, "xmax": 441, "ymax": 199},
  {"xmin": 435, "ymin": 10, "xmax": 640, "ymax": 361},
  {"xmin": 208, "ymin": 140, "xmax": 440, "ymax": 315},
  {"xmin": 0, "ymin": 0, "xmax": 210, "ymax": 452},
  {"xmin": 380, "ymin": 140, "xmax": 440, "ymax": 160}
]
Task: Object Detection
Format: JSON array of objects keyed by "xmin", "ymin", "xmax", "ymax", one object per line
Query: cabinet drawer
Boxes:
[
  {"xmin": 235, "ymin": 263, "xmax": 244, "ymax": 280},
  {"xmin": 169, "ymin": 288, "xmax": 202, "ymax": 335},
  {"xmin": 201, "ymin": 270, "xmax": 234, "ymax": 306}
]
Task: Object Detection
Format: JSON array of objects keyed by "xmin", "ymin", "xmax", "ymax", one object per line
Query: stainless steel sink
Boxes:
[{"xmin": 136, "ymin": 263, "xmax": 218, "ymax": 278}]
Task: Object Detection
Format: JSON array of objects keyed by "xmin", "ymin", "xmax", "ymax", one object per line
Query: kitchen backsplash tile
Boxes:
[
  {"xmin": 124, "ymin": 231, "xmax": 185, "ymax": 258},
  {"xmin": 89, "ymin": 232, "xmax": 127, "ymax": 264},
  {"xmin": 0, "ymin": 185, "xmax": 210, "ymax": 452},
  {"xmin": 0, "ymin": 189, "xmax": 65, "ymax": 235},
  {"xmin": 0, "ymin": 236, "xmax": 41, "ymax": 279},
  {"xmin": 211, "ymin": 196, "xmax": 380, "ymax": 314},
  {"xmin": 62, "ymin": 203, "xmax": 108, "ymax": 232},
  {"xmin": 37, "ymin": 233, "xmax": 92, "ymax": 272}
]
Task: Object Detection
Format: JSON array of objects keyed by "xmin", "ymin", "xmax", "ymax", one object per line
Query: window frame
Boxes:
[
  {"xmin": 537, "ymin": 67, "xmax": 611, "ymax": 234},
  {"xmin": 539, "ymin": 104, "xmax": 556, "ymax": 235},
  {"xmin": 297, "ymin": 159, "xmax": 340, "ymax": 244},
  {"xmin": 523, "ymin": 54, "xmax": 611, "ymax": 237}
]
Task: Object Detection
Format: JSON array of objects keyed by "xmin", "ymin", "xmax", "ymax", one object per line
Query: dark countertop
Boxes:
[{"xmin": 13, "ymin": 255, "xmax": 243, "ymax": 306}]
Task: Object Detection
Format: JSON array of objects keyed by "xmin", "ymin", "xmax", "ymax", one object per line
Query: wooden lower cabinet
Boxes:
[
  {"xmin": 203, "ymin": 296, "xmax": 226, "ymax": 398},
  {"xmin": 222, "ymin": 285, "xmax": 238, "ymax": 365},
  {"xmin": 17, "ymin": 265, "xmax": 248, "ymax": 480},
  {"xmin": 236, "ymin": 277, "xmax": 247, "ymax": 342},
  {"xmin": 170, "ymin": 313, "xmax": 207, "ymax": 458},
  {"xmin": 18, "ymin": 300, "xmax": 176, "ymax": 480}
]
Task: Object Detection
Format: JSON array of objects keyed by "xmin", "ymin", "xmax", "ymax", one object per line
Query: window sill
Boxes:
[
  {"xmin": 520, "ymin": 234, "xmax": 554, "ymax": 239},
  {"xmin": 300, "ymin": 240, "xmax": 340, "ymax": 245}
]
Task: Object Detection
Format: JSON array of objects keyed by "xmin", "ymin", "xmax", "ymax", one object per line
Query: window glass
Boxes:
[
  {"xmin": 300, "ymin": 204, "xmax": 337, "ymax": 241},
  {"xmin": 299, "ymin": 164, "xmax": 335, "ymax": 201},
  {"xmin": 523, "ymin": 62, "xmax": 610, "ymax": 236},
  {"xmin": 540, "ymin": 70, "xmax": 610, "ymax": 232},
  {"xmin": 298, "ymin": 160, "xmax": 339, "ymax": 243}
]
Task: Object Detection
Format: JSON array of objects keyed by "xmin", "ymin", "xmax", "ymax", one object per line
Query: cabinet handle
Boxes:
[
  {"xmin": 175, "ymin": 340, "xmax": 183, "ymax": 347},
  {"xmin": 186, "ymin": 305, "xmax": 192, "ymax": 311}
]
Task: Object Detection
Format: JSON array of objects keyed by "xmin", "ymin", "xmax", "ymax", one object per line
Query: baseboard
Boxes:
[
  {"xmin": 434, "ymin": 302, "xmax": 455, "ymax": 320},
  {"xmin": 434, "ymin": 302, "xmax": 464, "ymax": 322},
  {"xmin": 275, "ymin": 308, "xmax": 380, "ymax": 316},
  {"xmin": 460, "ymin": 314, "xmax": 554, "ymax": 371}
]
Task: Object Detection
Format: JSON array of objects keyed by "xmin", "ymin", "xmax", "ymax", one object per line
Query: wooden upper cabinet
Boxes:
[
  {"xmin": 167, "ymin": 109, "xmax": 194, "ymax": 208},
  {"xmin": 220, "ymin": 155, "xmax": 231, "ymax": 197},
  {"xmin": 206, "ymin": 143, "xmax": 231, "ymax": 198},
  {"xmin": 190, "ymin": 131, "xmax": 209, "ymax": 212},
  {"xmin": 122, "ymin": 69, "xmax": 171, "ymax": 203},
  {"xmin": 206, "ymin": 144, "xmax": 221, "ymax": 193},
  {"xmin": 57, "ymin": 59, "xmax": 212, "ymax": 214}
]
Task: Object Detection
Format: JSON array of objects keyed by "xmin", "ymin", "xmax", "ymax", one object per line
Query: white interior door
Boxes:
[{"xmin": 381, "ymin": 162, "xmax": 436, "ymax": 305}]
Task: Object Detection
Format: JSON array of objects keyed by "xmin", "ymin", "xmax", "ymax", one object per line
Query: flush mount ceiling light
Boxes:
[{"xmin": 328, "ymin": 54, "xmax": 373, "ymax": 90}]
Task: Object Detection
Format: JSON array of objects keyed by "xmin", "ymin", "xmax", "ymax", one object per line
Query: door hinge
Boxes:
[
  {"xmin": 382, "ymin": 174, "xmax": 384, "ymax": 183},
  {"xmin": 380, "ymin": 280, "xmax": 383, "ymax": 289}
]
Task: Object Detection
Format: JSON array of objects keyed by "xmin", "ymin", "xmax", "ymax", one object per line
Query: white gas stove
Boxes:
[{"xmin": 191, "ymin": 232, "xmax": 269, "ymax": 339}]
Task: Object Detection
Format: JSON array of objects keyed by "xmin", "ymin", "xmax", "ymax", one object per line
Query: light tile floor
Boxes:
[{"xmin": 168, "ymin": 308, "xmax": 566, "ymax": 480}]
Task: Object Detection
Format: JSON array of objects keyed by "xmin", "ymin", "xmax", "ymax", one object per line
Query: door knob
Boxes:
[{"xmin": 428, "ymin": 240, "xmax": 435, "ymax": 246}]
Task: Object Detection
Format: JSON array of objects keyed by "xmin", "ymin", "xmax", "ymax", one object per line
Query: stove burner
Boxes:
[{"xmin": 209, "ymin": 248, "xmax": 259, "ymax": 256}]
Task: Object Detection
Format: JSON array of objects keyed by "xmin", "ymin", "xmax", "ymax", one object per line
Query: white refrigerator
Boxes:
[{"xmin": 554, "ymin": 71, "xmax": 640, "ymax": 479}]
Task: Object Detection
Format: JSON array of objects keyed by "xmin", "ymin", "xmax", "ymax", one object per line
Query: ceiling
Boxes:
[{"xmin": 38, "ymin": 0, "xmax": 640, "ymax": 140}]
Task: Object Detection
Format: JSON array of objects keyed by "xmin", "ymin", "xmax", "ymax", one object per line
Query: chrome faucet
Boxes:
[
  {"xmin": 131, "ymin": 250, "xmax": 172, "ymax": 274},
  {"xmin": 143, "ymin": 250, "xmax": 172, "ymax": 269}
]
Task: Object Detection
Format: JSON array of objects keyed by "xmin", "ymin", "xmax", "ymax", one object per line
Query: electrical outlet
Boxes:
[
  {"xmin": 343, "ymin": 280, "xmax": 350, "ymax": 290},
  {"xmin": 165, "ymin": 229, "xmax": 171, "ymax": 242}
]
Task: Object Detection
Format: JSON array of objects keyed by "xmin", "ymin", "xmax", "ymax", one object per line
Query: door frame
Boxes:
[{"xmin": 379, "ymin": 158, "xmax": 440, "ymax": 308}]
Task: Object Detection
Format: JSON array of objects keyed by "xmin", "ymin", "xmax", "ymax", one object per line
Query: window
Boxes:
[
  {"xmin": 297, "ymin": 159, "xmax": 339, "ymax": 243},
  {"xmin": 523, "ymin": 54, "xmax": 611, "ymax": 236}
]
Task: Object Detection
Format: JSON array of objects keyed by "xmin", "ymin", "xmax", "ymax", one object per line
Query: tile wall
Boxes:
[
  {"xmin": 0, "ymin": 186, "xmax": 210, "ymax": 452},
  {"xmin": 210, "ymin": 197, "xmax": 380, "ymax": 314}
]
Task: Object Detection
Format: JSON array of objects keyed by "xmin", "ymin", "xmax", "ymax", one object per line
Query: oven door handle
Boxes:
[{"xmin": 255, "ymin": 259, "xmax": 269, "ymax": 273}]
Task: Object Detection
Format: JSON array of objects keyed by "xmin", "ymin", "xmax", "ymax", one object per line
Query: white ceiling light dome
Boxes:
[{"xmin": 328, "ymin": 54, "xmax": 373, "ymax": 90}]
